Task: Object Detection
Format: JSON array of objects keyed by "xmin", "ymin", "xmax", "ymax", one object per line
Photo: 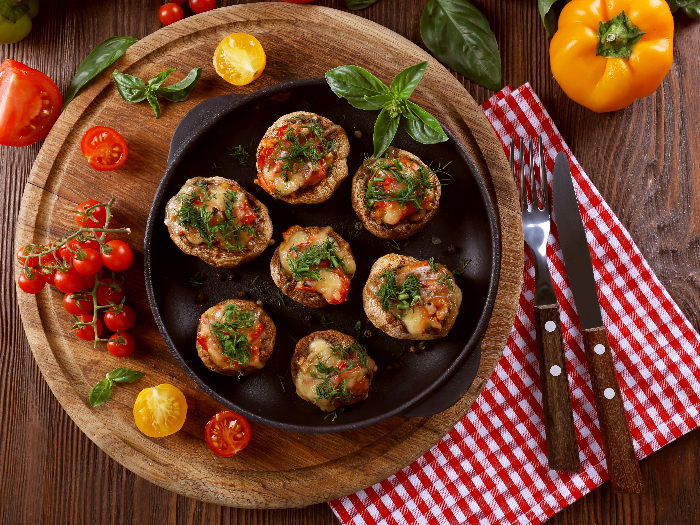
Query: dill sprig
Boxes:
[
  {"xmin": 452, "ymin": 258, "xmax": 471, "ymax": 275},
  {"xmin": 287, "ymin": 237, "xmax": 347, "ymax": 282},
  {"xmin": 268, "ymin": 118, "xmax": 336, "ymax": 182},
  {"xmin": 375, "ymin": 269, "xmax": 423, "ymax": 313},
  {"xmin": 209, "ymin": 303, "xmax": 256, "ymax": 366},
  {"xmin": 177, "ymin": 185, "xmax": 256, "ymax": 253},
  {"xmin": 364, "ymin": 158, "xmax": 439, "ymax": 212}
]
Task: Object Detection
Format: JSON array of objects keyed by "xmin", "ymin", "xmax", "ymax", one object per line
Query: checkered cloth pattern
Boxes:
[{"xmin": 329, "ymin": 84, "xmax": 700, "ymax": 525}]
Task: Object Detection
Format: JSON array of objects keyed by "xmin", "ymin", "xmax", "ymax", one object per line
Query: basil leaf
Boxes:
[
  {"xmin": 156, "ymin": 67, "xmax": 202, "ymax": 102},
  {"xmin": 401, "ymin": 101, "xmax": 448, "ymax": 144},
  {"xmin": 112, "ymin": 70, "xmax": 147, "ymax": 103},
  {"xmin": 344, "ymin": 0, "xmax": 379, "ymax": 9},
  {"xmin": 325, "ymin": 65, "xmax": 392, "ymax": 110},
  {"xmin": 147, "ymin": 67, "xmax": 176, "ymax": 91},
  {"xmin": 672, "ymin": 0, "xmax": 700, "ymax": 17},
  {"xmin": 89, "ymin": 378, "xmax": 113, "ymax": 407},
  {"xmin": 146, "ymin": 91, "xmax": 162, "ymax": 119},
  {"xmin": 0, "ymin": 0, "xmax": 29, "ymax": 23},
  {"xmin": 390, "ymin": 61, "xmax": 428, "ymax": 100},
  {"xmin": 420, "ymin": 0, "xmax": 501, "ymax": 91},
  {"xmin": 62, "ymin": 36, "xmax": 138, "ymax": 111},
  {"xmin": 373, "ymin": 108, "xmax": 400, "ymax": 158},
  {"xmin": 107, "ymin": 367, "xmax": 146, "ymax": 384},
  {"xmin": 363, "ymin": 92, "xmax": 395, "ymax": 109},
  {"xmin": 538, "ymin": 0, "xmax": 560, "ymax": 37}
]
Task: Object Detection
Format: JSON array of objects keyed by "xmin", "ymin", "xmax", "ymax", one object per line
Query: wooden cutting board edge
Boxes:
[{"xmin": 15, "ymin": 4, "xmax": 523, "ymax": 508}]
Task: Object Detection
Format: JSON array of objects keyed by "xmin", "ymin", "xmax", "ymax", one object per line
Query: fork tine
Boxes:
[
  {"xmin": 539, "ymin": 135, "xmax": 549, "ymax": 212},
  {"xmin": 519, "ymin": 137, "xmax": 526, "ymax": 211}
]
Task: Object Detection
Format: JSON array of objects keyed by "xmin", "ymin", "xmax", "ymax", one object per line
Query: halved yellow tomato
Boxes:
[
  {"xmin": 133, "ymin": 384, "xmax": 188, "ymax": 438},
  {"xmin": 213, "ymin": 32, "xmax": 266, "ymax": 86}
]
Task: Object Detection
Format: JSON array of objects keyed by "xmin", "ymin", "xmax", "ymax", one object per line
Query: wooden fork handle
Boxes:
[
  {"xmin": 533, "ymin": 304, "xmax": 581, "ymax": 472},
  {"xmin": 582, "ymin": 327, "xmax": 645, "ymax": 493}
]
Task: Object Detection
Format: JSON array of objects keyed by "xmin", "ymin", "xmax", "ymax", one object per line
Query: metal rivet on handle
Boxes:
[
  {"xmin": 545, "ymin": 321, "xmax": 556, "ymax": 333},
  {"xmin": 604, "ymin": 388, "xmax": 615, "ymax": 399},
  {"xmin": 550, "ymin": 365, "xmax": 562, "ymax": 377},
  {"xmin": 594, "ymin": 344, "xmax": 605, "ymax": 355}
]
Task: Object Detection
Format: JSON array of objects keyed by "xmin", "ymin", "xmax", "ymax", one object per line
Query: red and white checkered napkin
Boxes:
[{"xmin": 329, "ymin": 84, "xmax": 700, "ymax": 525}]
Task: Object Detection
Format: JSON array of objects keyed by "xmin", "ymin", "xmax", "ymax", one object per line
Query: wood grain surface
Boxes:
[
  {"xmin": 2, "ymin": 1, "xmax": 700, "ymax": 524},
  {"xmin": 13, "ymin": 2, "xmax": 522, "ymax": 509}
]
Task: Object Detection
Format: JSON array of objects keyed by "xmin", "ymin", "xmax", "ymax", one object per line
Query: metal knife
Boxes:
[{"xmin": 552, "ymin": 152, "xmax": 645, "ymax": 493}]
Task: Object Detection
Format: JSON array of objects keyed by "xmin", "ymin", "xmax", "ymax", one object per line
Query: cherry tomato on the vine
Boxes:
[
  {"xmin": 82, "ymin": 268, "xmax": 102, "ymax": 291},
  {"xmin": 80, "ymin": 127, "xmax": 128, "ymax": 171},
  {"xmin": 74, "ymin": 200, "xmax": 107, "ymax": 228},
  {"xmin": 39, "ymin": 267, "xmax": 56, "ymax": 285},
  {"xmin": 204, "ymin": 410, "xmax": 251, "ymax": 457},
  {"xmin": 96, "ymin": 278, "xmax": 125, "ymax": 306},
  {"xmin": 18, "ymin": 271, "xmax": 45, "ymax": 294},
  {"xmin": 107, "ymin": 332, "xmax": 135, "ymax": 357},
  {"xmin": 189, "ymin": 0, "xmax": 215, "ymax": 14},
  {"xmin": 16, "ymin": 245, "xmax": 40, "ymax": 267},
  {"xmin": 54, "ymin": 265, "xmax": 85, "ymax": 294},
  {"xmin": 104, "ymin": 304, "xmax": 136, "ymax": 333},
  {"xmin": 64, "ymin": 292, "xmax": 94, "ymax": 316},
  {"xmin": 73, "ymin": 315, "xmax": 103, "ymax": 341},
  {"xmin": 101, "ymin": 240, "xmax": 133, "ymax": 272},
  {"xmin": 72, "ymin": 247, "xmax": 103, "ymax": 276},
  {"xmin": 58, "ymin": 244, "xmax": 74, "ymax": 263},
  {"xmin": 159, "ymin": 3, "xmax": 184, "ymax": 25}
]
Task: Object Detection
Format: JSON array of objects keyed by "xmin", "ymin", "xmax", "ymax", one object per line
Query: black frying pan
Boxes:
[{"xmin": 144, "ymin": 79, "xmax": 500, "ymax": 433}]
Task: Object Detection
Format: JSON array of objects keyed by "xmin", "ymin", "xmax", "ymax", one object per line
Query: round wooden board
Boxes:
[{"xmin": 15, "ymin": 4, "xmax": 523, "ymax": 509}]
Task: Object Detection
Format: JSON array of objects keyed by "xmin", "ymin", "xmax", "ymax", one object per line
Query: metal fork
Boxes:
[{"xmin": 511, "ymin": 136, "xmax": 581, "ymax": 473}]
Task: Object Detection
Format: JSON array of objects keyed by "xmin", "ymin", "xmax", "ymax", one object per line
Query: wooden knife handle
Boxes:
[
  {"xmin": 533, "ymin": 304, "xmax": 581, "ymax": 473},
  {"xmin": 582, "ymin": 327, "xmax": 645, "ymax": 493}
]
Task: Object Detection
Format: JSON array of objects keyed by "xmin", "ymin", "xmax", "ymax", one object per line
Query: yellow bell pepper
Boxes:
[{"xmin": 550, "ymin": 0, "xmax": 674, "ymax": 113}]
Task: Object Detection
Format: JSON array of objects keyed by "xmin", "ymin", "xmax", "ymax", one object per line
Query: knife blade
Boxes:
[{"xmin": 552, "ymin": 152, "xmax": 644, "ymax": 493}]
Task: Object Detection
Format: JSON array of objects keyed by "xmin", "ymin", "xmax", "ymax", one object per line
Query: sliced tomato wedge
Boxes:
[
  {"xmin": 204, "ymin": 410, "xmax": 251, "ymax": 457},
  {"xmin": 80, "ymin": 126, "xmax": 128, "ymax": 171},
  {"xmin": 0, "ymin": 59, "xmax": 62, "ymax": 147}
]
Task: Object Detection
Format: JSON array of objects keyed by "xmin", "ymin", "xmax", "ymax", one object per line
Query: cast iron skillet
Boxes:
[{"xmin": 144, "ymin": 78, "xmax": 500, "ymax": 433}]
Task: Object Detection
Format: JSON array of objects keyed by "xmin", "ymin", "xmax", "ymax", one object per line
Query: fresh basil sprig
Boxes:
[
  {"xmin": 89, "ymin": 367, "xmax": 146, "ymax": 407},
  {"xmin": 113, "ymin": 67, "xmax": 202, "ymax": 118},
  {"xmin": 62, "ymin": 36, "xmax": 138, "ymax": 111},
  {"xmin": 420, "ymin": 0, "xmax": 502, "ymax": 91},
  {"xmin": 344, "ymin": 0, "xmax": 379, "ymax": 9},
  {"xmin": 326, "ymin": 62, "xmax": 448, "ymax": 157}
]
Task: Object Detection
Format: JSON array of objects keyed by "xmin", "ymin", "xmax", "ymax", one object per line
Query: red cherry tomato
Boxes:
[
  {"xmin": 54, "ymin": 265, "xmax": 85, "ymax": 294},
  {"xmin": 72, "ymin": 247, "xmax": 103, "ymax": 276},
  {"xmin": 204, "ymin": 410, "xmax": 251, "ymax": 457},
  {"xmin": 107, "ymin": 332, "xmax": 136, "ymax": 357},
  {"xmin": 73, "ymin": 200, "xmax": 107, "ymax": 228},
  {"xmin": 58, "ymin": 244, "xmax": 74, "ymax": 263},
  {"xmin": 16, "ymin": 245, "xmax": 40, "ymax": 266},
  {"xmin": 96, "ymin": 277, "xmax": 125, "ymax": 306},
  {"xmin": 80, "ymin": 127, "xmax": 128, "ymax": 171},
  {"xmin": 82, "ymin": 268, "xmax": 102, "ymax": 291},
  {"xmin": 39, "ymin": 267, "xmax": 56, "ymax": 285},
  {"xmin": 0, "ymin": 59, "xmax": 62, "ymax": 147},
  {"xmin": 101, "ymin": 240, "xmax": 133, "ymax": 272},
  {"xmin": 104, "ymin": 304, "xmax": 136, "ymax": 333},
  {"xmin": 18, "ymin": 271, "xmax": 45, "ymax": 294},
  {"xmin": 189, "ymin": 0, "xmax": 215, "ymax": 13},
  {"xmin": 159, "ymin": 3, "xmax": 184, "ymax": 25},
  {"xmin": 64, "ymin": 292, "xmax": 94, "ymax": 316},
  {"xmin": 73, "ymin": 315, "xmax": 103, "ymax": 341}
]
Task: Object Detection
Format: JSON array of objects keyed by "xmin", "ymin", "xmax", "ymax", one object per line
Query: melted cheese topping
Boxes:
[
  {"xmin": 278, "ymin": 226, "xmax": 356, "ymax": 304},
  {"xmin": 196, "ymin": 302, "xmax": 266, "ymax": 371},
  {"xmin": 164, "ymin": 177, "xmax": 257, "ymax": 252},
  {"xmin": 294, "ymin": 337, "xmax": 377, "ymax": 412}
]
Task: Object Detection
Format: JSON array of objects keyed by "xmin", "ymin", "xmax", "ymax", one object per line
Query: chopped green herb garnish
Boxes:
[
  {"xmin": 229, "ymin": 144, "xmax": 249, "ymax": 165},
  {"xmin": 188, "ymin": 271, "xmax": 205, "ymax": 286},
  {"xmin": 209, "ymin": 302, "xmax": 256, "ymax": 367},
  {"xmin": 277, "ymin": 290, "xmax": 286, "ymax": 307},
  {"xmin": 364, "ymin": 158, "xmax": 439, "ymax": 213},
  {"xmin": 452, "ymin": 258, "xmax": 471, "ymax": 275},
  {"xmin": 177, "ymin": 184, "xmax": 256, "ymax": 253},
  {"xmin": 324, "ymin": 407, "xmax": 345, "ymax": 422},
  {"xmin": 278, "ymin": 374, "xmax": 286, "ymax": 392},
  {"xmin": 321, "ymin": 315, "xmax": 333, "ymax": 327},
  {"xmin": 387, "ymin": 239, "xmax": 402, "ymax": 252},
  {"xmin": 375, "ymin": 270, "xmax": 423, "ymax": 313},
  {"xmin": 287, "ymin": 237, "xmax": 347, "ymax": 282},
  {"xmin": 428, "ymin": 257, "xmax": 439, "ymax": 272}
]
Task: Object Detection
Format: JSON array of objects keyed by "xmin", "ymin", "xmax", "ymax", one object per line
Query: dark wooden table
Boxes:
[{"xmin": 2, "ymin": 1, "xmax": 699, "ymax": 523}]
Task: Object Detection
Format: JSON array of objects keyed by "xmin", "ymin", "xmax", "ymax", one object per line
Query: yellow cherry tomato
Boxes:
[
  {"xmin": 133, "ymin": 384, "xmax": 188, "ymax": 438},
  {"xmin": 213, "ymin": 32, "xmax": 266, "ymax": 86}
]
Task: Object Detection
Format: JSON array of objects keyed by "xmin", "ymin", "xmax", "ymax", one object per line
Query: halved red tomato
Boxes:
[
  {"xmin": 0, "ymin": 59, "xmax": 62, "ymax": 147},
  {"xmin": 80, "ymin": 126, "xmax": 128, "ymax": 171},
  {"xmin": 204, "ymin": 410, "xmax": 251, "ymax": 457}
]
